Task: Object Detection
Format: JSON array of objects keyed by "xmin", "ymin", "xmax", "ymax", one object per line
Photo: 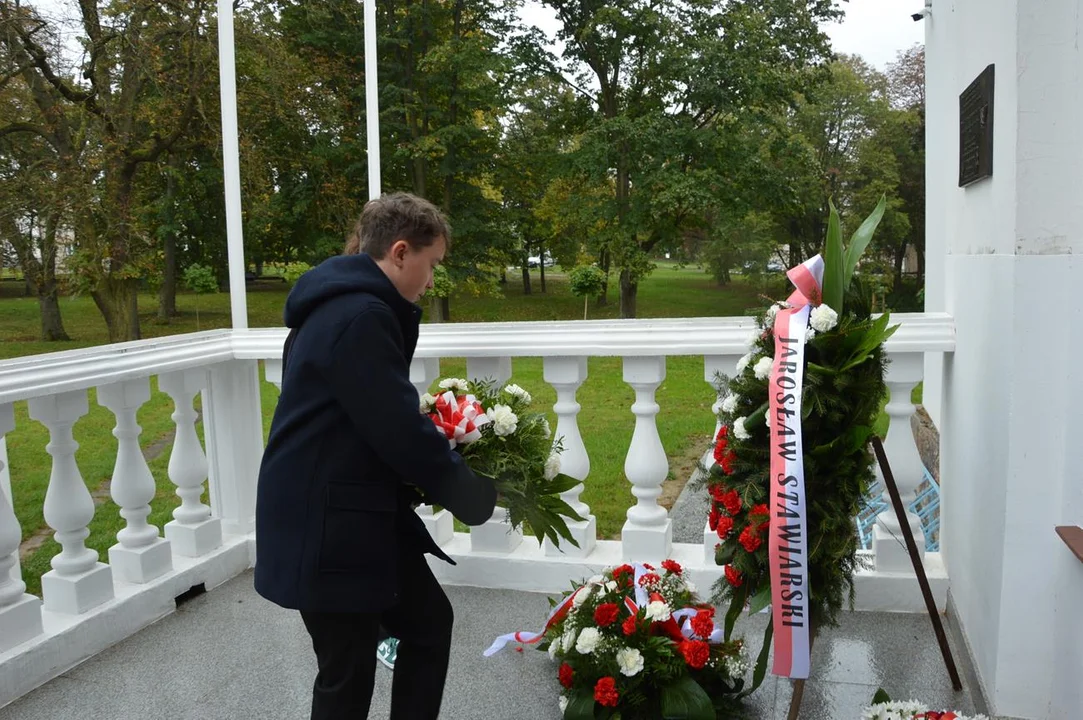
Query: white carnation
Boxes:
[
  {"xmin": 810, "ymin": 304, "xmax": 839, "ymax": 333},
  {"xmin": 558, "ymin": 696, "xmax": 568, "ymax": 713},
  {"xmin": 805, "ymin": 326, "xmax": 816, "ymax": 342},
  {"xmin": 735, "ymin": 352, "xmax": 753, "ymax": 375},
  {"xmin": 645, "ymin": 600, "xmax": 671, "ymax": 622},
  {"xmin": 488, "ymin": 404, "xmax": 518, "ymax": 437},
  {"xmin": 722, "ymin": 394, "xmax": 738, "ymax": 414},
  {"xmin": 544, "ymin": 453, "xmax": 562, "ymax": 480},
  {"xmin": 616, "ymin": 647, "xmax": 645, "ymax": 677},
  {"xmin": 539, "ymin": 417, "xmax": 552, "ymax": 438},
  {"xmin": 438, "ymin": 377, "xmax": 470, "ymax": 393},
  {"xmin": 419, "ymin": 393, "xmax": 436, "ymax": 412},
  {"xmin": 503, "ymin": 383, "xmax": 532, "ymax": 405},
  {"xmin": 575, "ymin": 627, "xmax": 601, "ymax": 654},
  {"xmin": 571, "ymin": 586, "xmax": 591, "ymax": 608},
  {"xmin": 764, "ymin": 303, "xmax": 781, "ymax": 328},
  {"xmin": 548, "ymin": 640, "xmax": 559, "ymax": 659},
  {"xmin": 753, "ymin": 356, "xmax": 774, "ymax": 380},
  {"xmin": 711, "ymin": 396, "xmax": 723, "ymax": 415},
  {"xmin": 561, "ymin": 629, "xmax": 577, "ymax": 652},
  {"xmin": 733, "ymin": 417, "xmax": 750, "ymax": 440}
]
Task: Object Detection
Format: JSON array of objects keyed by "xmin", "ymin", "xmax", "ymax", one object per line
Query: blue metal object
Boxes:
[{"xmin": 856, "ymin": 466, "xmax": 940, "ymax": 552}]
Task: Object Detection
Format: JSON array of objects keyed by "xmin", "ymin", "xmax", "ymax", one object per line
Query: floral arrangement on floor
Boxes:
[
  {"xmin": 421, "ymin": 377, "xmax": 583, "ymax": 547},
  {"xmin": 485, "ymin": 560, "xmax": 748, "ymax": 719},
  {"xmin": 695, "ymin": 197, "xmax": 898, "ymax": 687},
  {"xmin": 862, "ymin": 689, "xmax": 988, "ymax": 720}
]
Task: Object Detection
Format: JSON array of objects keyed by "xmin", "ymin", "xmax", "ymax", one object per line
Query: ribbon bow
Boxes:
[
  {"xmin": 429, "ymin": 391, "xmax": 489, "ymax": 449},
  {"xmin": 784, "ymin": 255, "xmax": 825, "ymax": 310}
]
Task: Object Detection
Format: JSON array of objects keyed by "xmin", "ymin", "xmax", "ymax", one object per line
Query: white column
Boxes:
[
  {"xmin": 873, "ymin": 352, "xmax": 928, "ymax": 572},
  {"xmin": 27, "ymin": 391, "xmax": 113, "ymax": 614},
  {"xmin": 217, "ymin": 0, "xmax": 248, "ymax": 329},
  {"xmin": 159, "ymin": 370, "xmax": 223, "ymax": 557},
  {"xmin": 410, "ymin": 356, "xmax": 453, "ymax": 545},
  {"xmin": 466, "ymin": 356, "xmax": 522, "ymax": 553},
  {"xmin": 542, "ymin": 356, "xmax": 595, "ymax": 557},
  {"xmin": 0, "ymin": 404, "xmax": 43, "ymax": 653},
  {"xmin": 264, "ymin": 359, "xmax": 283, "ymax": 390},
  {"xmin": 703, "ymin": 355, "xmax": 739, "ymax": 563},
  {"xmin": 621, "ymin": 356, "xmax": 672, "ymax": 561},
  {"xmin": 97, "ymin": 379, "xmax": 173, "ymax": 583},
  {"xmin": 202, "ymin": 361, "xmax": 264, "ymax": 536}
]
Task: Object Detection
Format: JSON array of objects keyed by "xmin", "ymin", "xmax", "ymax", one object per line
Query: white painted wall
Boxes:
[{"xmin": 928, "ymin": 1, "xmax": 1083, "ymax": 717}]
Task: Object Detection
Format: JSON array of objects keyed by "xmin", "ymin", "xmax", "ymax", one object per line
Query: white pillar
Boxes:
[
  {"xmin": 410, "ymin": 357, "xmax": 453, "ymax": 546},
  {"xmin": 217, "ymin": 0, "xmax": 248, "ymax": 329},
  {"xmin": 931, "ymin": 2, "xmax": 1083, "ymax": 716},
  {"xmin": 28, "ymin": 391, "xmax": 114, "ymax": 614},
  {"xmin": 159, "ymin": 370, "xmax": 223, "ymax": 557},
  {"xmin": 0, "ymin": 403, "xmax": 43, "ymax": 652},
  {"xmin": 98, "ymin": 379, "xmax": 173, "ymax": 583},
  {"xmin": 621, "ymin": 356, "xmax": 671, "ymax": 561},
  {"xmin": 872, "ymin": 352, "xmax": 927, "ymax": 572},
  {"xmin": 202, "ymin": 361, "xmax": 264, "ymax": 536},
  {"xmin": 542, "ymin": 356, "xmax": 596, "ymax": 557},
  {"xmin": 466, "ymin": 356, "xmax": 522, "ymax": 553}
]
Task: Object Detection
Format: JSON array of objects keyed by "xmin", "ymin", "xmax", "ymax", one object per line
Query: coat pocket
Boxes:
[{"xmin": 317, "ymin": 481, "xmax": 397, "ymax": 573}]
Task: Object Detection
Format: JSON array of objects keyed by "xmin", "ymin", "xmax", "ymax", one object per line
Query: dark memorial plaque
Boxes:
[{"xmin": 959, "ymin": 64, "xmax": 995, "ymax": 187}]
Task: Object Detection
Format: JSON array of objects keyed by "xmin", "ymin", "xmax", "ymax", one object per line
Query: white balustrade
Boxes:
[
  {"xmin": 202, "ymin": 361, "xmax": 264, "ymax": 536},
  {"xmin": 27, "ymin": 390, "xmax": 114, "ymax": 614},
  {"xmin": 873, "ymin": 351, "xmax": 929, "ymax": 571},
  {"xmin": 465, "ymin": 356, "xmax": 521, "ymax": 553},
  {"xmin": 622, "ymin": 356, "xmax": 672, "ymax": 561},
  {"xmin": 159, "ymin": 370, "xmax": 222, "ymax": 558},
  {"xmin": 410, "ymin": 356, "xmax": 453, "ymax": 546},
  {"xmin": 97, "ymin": 379, "xmax": 173, "ymax": 583},
  {"xmin": 264, "ymin": 358, "xmax": 283, "ymax": 390},
  {"xmin": 542, "ymin": 356, "xmax": 595, "ymax": 557},
  {"xmin": 0, "ymin": 403, "xmax": 44, "ymax": 652}
]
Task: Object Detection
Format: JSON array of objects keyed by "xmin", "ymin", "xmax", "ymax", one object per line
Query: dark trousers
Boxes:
[{"xmin": 300, "ymin": 551, "xmax": 453, "ymax": 720}]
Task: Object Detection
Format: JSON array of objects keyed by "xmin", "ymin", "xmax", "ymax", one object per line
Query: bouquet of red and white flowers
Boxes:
[
  {"xmin": 863, "ymin": 689, "xmax": 988, "ymax": 720},
  {"xmin": 487, "ymin": 560, "xmax": 748, "ymax": 719},
  {"xmin": 421, "ymin": 377, "xmax": 583, "ymax": 548}
]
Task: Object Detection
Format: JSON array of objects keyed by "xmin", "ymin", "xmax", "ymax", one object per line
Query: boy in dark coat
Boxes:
[{"xmin": 254, "ymin": 192, "xmax": 496, "ymax": 719}]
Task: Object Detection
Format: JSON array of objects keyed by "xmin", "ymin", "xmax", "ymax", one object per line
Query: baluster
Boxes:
[
  {"xmin": 873, "ymin": 352, "xmax": 929, "ymax": 571},
  {"xmin": 703, "ymin": 355, "xmax": 738, "ymax": 562},
  {"xmin": 202, "ymin": 360, "xmax": 264, "ymax": 536},
  {"xmin": 264, "ymin": 358, "xmax": 283, "ymax": 390},
  {"xmin": 27, "ymin": 391, "xmax": 114, "ymax": 614},
  {"xmin": 97, "ymin": 379, "xmax": 173, "ymax": 583},
  {"xmin": 159, "ymin": 370, "xmax": 223, "ymax": 557},
  {"xmin": 410, "ymin": 357, "xmax": 453, "ymax": 545},
  {"xmin": 466, "ymin": 356, "xmax": 521, "ymax": 553},
  {"xmin": 542, "ymin": 356, "xmax": 596, "ymax": 557},
  {"xmin": 0, "ymin": 403, "xmax": 44, "ymax": 652},
  {"xmin": 622, "ymin": 356, "xmax": 672, "ymax": 561}
]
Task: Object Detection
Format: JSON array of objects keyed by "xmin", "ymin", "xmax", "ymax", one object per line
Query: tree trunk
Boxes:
[
  {"xmin": 93, "ymin": 277, "xmax": 141, "ymax": 343},
  {"xmin": 539, "ymin": 245, "xmax": 547, "ymax": 293},
  {"xmin": 619, "ymin": 268, "xmax": 638, "ymax": 319},
  {"xmin": 893, "ymin": 245, "xmax": 906, "ymax": 285},
  {"xmin": 429, "ymin": 295, "xmax": 449, "ymax": 323},
  {"xmin": 158, "ymin": 163, "xmax": 178, "ymax": 323},
  {"xmin": 521, "ymin": 262, "xmax": 532, "ymax": 295},
  {"xmin": 38, "ymin": 289, "xmax": 69, "ymax": 341}
]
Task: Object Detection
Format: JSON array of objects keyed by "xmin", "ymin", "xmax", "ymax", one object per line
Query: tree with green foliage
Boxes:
[{"xmin": 568, "ymin": 264, "xmax": 605, "ymax": 319}]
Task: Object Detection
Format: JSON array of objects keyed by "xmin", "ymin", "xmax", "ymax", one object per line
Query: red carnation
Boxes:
[
  {"xmin": 661, "ymin": 559, "xmax": 682, "ymax": 575},
  {"xmin": 678, "ymin": 639, "xmax": 711, "ymax": 670},
  {"xmin": 690, "ymin": 608, "xmax": 715, "ymax": 639},
  {"xmin": 719, "ymin": 449, "xmax": 736, "ymax": 475},
  {"xmin": 725, "ymin": 565, "xmax": 743, "ymax": 587},
  {"xmin": 594, "ymin": 677, "xmax": 620, "ymax": 708},
  {"xmin": 558, "ymin": 662, "xmax": 574, "ymax": 689},
  {"xmin": 720, "ymin": 489, "xmax": 742, "ymax": 516},
  {"xmin": 622, "ymin": 614, "xmax": 638, "ymax": 636},
  {"xmin": 637, "ymin": 573, "xmax": 661, "ymax": 588},
  {"xmin": 751, "ymin": 503, "xmax": 769, "ymax": 517},
  {"xmin": 708, "ymin": 505, "xmax": 721, "ymax": 531},
  {"xmin": 612, "ymin": 564, "xmax": 634, "ymax": 587},
  {"xmin": 739, "ymin": 524, "xmax": 762, "ymax": 553},
  {"xmin": 709, "ymin": 484, "xmax": 726, "ymax": 503},
  {"xmin": 594, "ymin": 603, "xmax": 619, "ymax": 627},
  {"xmin": 716, "ymin": 515, "xmax": 734, "ymax": 539}
]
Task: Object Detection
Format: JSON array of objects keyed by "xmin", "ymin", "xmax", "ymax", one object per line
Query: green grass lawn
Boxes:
[{"xmin": 5, "ymin": 263, "xmax": 775, "ymax": 595}]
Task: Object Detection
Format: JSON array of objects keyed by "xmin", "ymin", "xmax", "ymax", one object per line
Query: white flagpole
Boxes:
[
  {"xmin": 364, "ymin": 0, "xmax": 381, "ymax": 200},
  {"xmin": 217, "ymin": 0, "xmax": 248, "ymax": 328}
]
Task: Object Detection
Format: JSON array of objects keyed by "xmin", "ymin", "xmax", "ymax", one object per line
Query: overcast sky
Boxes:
[{"xmin": 521, "ymin": 0, "xmax": 926, "ymax": 70}]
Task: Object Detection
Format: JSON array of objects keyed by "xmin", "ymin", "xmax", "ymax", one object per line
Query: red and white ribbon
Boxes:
[
  {"xmin": 766, "ymin": 254, "xmax": 822, "ymax": 679},
  {"xmin": 429, "ymin": 391, "xmax": 489, "ymax": 449}
]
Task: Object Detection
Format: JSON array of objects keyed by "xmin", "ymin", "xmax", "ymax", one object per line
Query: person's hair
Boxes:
[{"xmin": 343, "ymin": 192, "xmax": 451, "ymax": 258}]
